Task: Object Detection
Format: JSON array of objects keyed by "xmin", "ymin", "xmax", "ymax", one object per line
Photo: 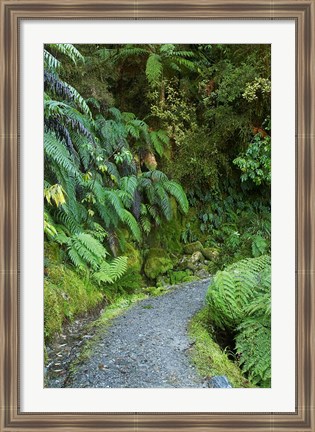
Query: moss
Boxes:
[
  {"xmin": 183, "ymin": 241, "xmax": 204, "ymax": 255},
  {"xmin": 44, "ymin": 281, "xmax": 63, "ymax": 340},
  {"xmin": 182, "ymin": 207, "xmax": 208, "ymax": 244},
  {"xmin": 202, "ymin": 247, "xmax": 220, "ymax": 261},
  {"xmin": 44, "ymin": 240, "xmax": 63, "ymax": 265},
  {"xmin": 143, "ymin": 285, "xmax": 170, "ymax": 297},
  {"xmin": 44, "ymin": 264, "xmax": 103, "ymax": 342},
  {"xmin": 94, "ymin": 293, "xmax": 148, "ymax": 326},
  {"xmin": 168, "ymin": 270, "xmax": 194, "ymax": 285},
  {"xmin": 156, "ymin": 275, "xmax": 170, "ymax": 287},
  {"xmin": 124, "ymin": 242, "xmax": 143, "ymax": 273},
  {"xmin": 144, "ymin": 248, "xmax": 173, "ymax": 280},
  {"xmin": 188, "ymin": 308, "xmax": 253, "ymax": 388}
]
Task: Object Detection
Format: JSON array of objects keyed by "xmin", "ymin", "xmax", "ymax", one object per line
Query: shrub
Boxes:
[{"xmin": 206, "ymin": 255, "xmax": 271, "ymax": 386}]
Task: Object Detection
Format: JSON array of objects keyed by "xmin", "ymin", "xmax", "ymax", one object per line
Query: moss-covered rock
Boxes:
[
  {"xmin": 202, "ymin": 247, "xmax": 220, "ymax": 260},
  {"xmin": 156, "ymin": 275, "xmax": 170, "ymax": 287},
  {"xmin": 183, "ymin": 241, "xmax": 204, "ymax": 255},
  {"xmin": 191, "ymin": 251, "xmax": 204, "ymax": 264},
  {"xmin": 177, "ymin": 255, "xmax": 198, "ymax": 272},
  {"xmin": 124, "ymin": 242, "xmax": 143, "ymax": 273},
  {"xmin": 144, "ymin": 248, "xmax": 173, "ymax": 280},
  {"xmin": 168, "ymin": 270, "xmax": 192, "ymax": 285}
]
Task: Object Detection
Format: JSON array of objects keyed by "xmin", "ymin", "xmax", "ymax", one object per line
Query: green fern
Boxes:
[
  {"xmin": 149, "ymin": 129, "xmax": 170, "ymax": 157},
  {"xmin": 146, "ymin": 54, "xmax": 163, "ymax": 87},
  {"xmin": 47, "ymin": 43, "xmax": 84, "ymax": 64},
  {"xmin": 206, "ymin": 255, "xmax": 271, "ymax": 330},
  {"xmin": 121, "ymin": 209, "xmax": 142, "ymax": 242},
  {"xmin": 93, "ymin": 256, "xmax": 128, "ymax": 285},
  {"xmin": 44, "ymin": 132, "xmax": 79, "ymax": 176},
  {"xmin": 115, "ymin": 46, "xmax": 148, "ymax": 59},
  {"xmin": 44, "ymin": 49, "xmax": 60, "ymax": 71},
  {"xmin": 163, "ymin": 180, "xmax": 189, "ymax": 214},
  {"xmin": 67, "ymin": 233, "xmax": 108, "ymax": 270},
  {"xmin": 206, "ymin": 255, "xmax": 271, "ymax": 387},
  {"xmin": 236, "ymin": 317, "xmax": 271, "ymax": 387}
]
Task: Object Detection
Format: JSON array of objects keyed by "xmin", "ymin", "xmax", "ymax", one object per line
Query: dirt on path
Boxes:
[{"xmin": 64, "ymin": 278, "xmax": 211, "ymax": 388}]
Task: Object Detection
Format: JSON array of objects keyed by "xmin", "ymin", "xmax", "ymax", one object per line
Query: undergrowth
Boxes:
[
  {"xmin": 206, "ymin": 255, "xmax": 271, "ymax": 387},
  {"xmin": 188, "ymin": 309, "xmax": 252, "ymax": 388}
]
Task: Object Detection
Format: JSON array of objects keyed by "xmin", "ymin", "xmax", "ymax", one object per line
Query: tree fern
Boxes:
[
  {"xmin": 44, "ymin": 71, "xmax": 92, "ymax": 118},
  {"xmin": 146, "ymin": 54, "xmax": 163, "ymax": 87}
]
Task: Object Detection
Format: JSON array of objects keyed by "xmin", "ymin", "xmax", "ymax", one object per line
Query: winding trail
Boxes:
[{"xmin": 67, "ymin": 278, "xmax": 210, "ymax": 388}]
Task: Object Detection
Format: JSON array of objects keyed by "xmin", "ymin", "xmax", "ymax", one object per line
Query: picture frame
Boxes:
[{"xmin": 0, "ymin": 0, "xmax": 314, "ymax": 430}]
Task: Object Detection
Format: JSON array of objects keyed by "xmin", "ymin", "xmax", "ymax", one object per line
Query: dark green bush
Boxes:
[{"xmin": 206, "ymin": 255, "xmax": 271, "ymax": 387}]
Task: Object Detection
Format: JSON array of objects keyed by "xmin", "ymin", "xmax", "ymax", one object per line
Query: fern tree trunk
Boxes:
[{"xmin": 159, "ymin": 80, "xmax": 165, "ymax": 106}]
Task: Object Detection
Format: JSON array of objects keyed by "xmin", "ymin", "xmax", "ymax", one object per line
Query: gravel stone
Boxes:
[{"xmin": 67, "ymin": 278, "xmax": 210, "ymax": 388}]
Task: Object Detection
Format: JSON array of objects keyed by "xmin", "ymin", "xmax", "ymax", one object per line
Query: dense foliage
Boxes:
[
  {"xmin": 44, "ymin": 43, "xmax": 188, "ymax": 282},
  {"xmin": 206, "ymin": 256, "xmax": 271, "ymax": 387},
  {"xmin": 44, "ymin": 43, "xmax": 271, "ymax": 387}
]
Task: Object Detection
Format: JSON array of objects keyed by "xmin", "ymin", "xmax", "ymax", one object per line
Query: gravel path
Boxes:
[{"xmin": 66, "ymin": 278, "xmax": 210, "ymax": 388}]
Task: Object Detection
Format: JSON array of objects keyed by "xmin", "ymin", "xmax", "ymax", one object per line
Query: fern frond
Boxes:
[
  {"xmin": 48, "ymin": 43, "xmax": 84, "ymax": 64},
  {"xmin": 67, "ymin": 246, "xmax": 88, "ymax": 271},
  {"xmin": 116, "ymin": 46, "xmax": 148, "ymax": 59},
  {"xmin": 44, "ymin": 131, "xmax": 79, "ymax": 176},
  {"xmin": 108, "ymin": 256, "xmax": 128, "ymax": 281},
  {"xmin": 93, "ymin": 256, "xmax": 128, "ymax": 285},
  {"xmin": 163, "ymin": 180, "xmax": 189, "ymax": 214},
  {"xmin": 44, "ymin": 49, "xmax": 60, "ymax": 71},
  {"xmin": 143, "ymin": 170, "xmax": 168, "ymax": 183},
  {"xmin": 140, "ymin": 215, "xmax": 152, "ymax": 234},
  {"xmin": 153, "ymin": 183, "xmax": 171, "ymax": 220},
  {"xmin": 171, "ymin": 57, "xmax": 196, "ymax": 71},
  {"xmin": 108, "ymin": 107, "xmax": 123, "ymax": 122},
  {"xmin": 206, "ymin": 255, "xmax": 271, "ymax": 387},
  {"xmin": 146, "ymin": 54, "xmax": 163, "ymax": 87},
  {"xmin": 149, "ymin": 129, "xmax": 170, "ymax": 157},
  {"xmin": 236, "ymin": 318, "xmax": 271, "ymax": 387},
  {"xmin": 119, "ymin": 176, "xmax": 138, "ymax": 207},
  {"xmin": 44, "ymin": 71, "xmax": 92, "ymax": 118},
  {"xmin": 121, "ymin": 209, "xmax": 141, "ymax": 242},
  {"xmin": 68, "ymin": 232, "xmax": 108, "ymax": 270},
  {"xmin": 206, "ymin": 255, "xmax": 271, "ymax": 330}
]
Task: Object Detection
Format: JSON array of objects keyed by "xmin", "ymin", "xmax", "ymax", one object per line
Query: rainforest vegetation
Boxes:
[{"xmin": 44, "ymin": 43, "xmax": 271, "ymax": 387}]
